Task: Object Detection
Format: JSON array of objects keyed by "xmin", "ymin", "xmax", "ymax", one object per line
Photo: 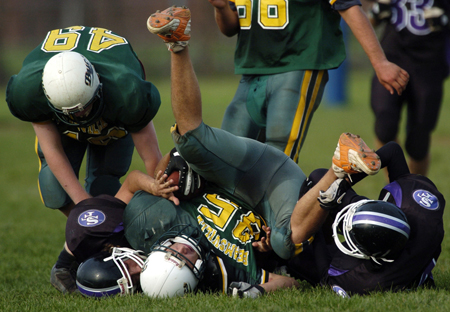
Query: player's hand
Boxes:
[
  {"xmin": 228, "ymin": 282, "xmax": 265, "ymax": 298},
  {"xmin": 152, "ymin": 170, "xmax": 180, "ymax": 205},
  {"xmin": 374, "ymin": 60, "xmax": 409, "ymax": 95},
  {"xmin": 252, "ymin": 225, "xmax": 272, "ymax": 252}
]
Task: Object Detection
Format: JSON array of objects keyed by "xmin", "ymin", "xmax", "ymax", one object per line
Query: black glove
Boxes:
[
  {"xmin": 164, "ymin": 148, "xmax": 205, "ymax": 200},
  {"xmin": 228, "ymin": 282, "xmax": 265, "ymax": 299},
  {"xmin": 425, "ymin": 7, "xmax": 449, "ymax": 32},
  {"xmin": 318, "ymin": 179, "xmax": 350, "ymax": 211}
]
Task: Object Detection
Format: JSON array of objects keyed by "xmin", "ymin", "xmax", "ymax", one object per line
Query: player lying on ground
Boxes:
[{"xmin": 282, "ymin": 135, "xmax": 445, "ymax": 296}]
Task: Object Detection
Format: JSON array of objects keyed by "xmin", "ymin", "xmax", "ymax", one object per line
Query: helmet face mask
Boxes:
[
  {"xmin": 140, "ymin": 224, "xmax": 210, "ymax": 298},
  {"xmin": 76, "ymin": 247, "xmax": 147, "ymax": 297},
  {"xmin": 332, "ymin": 200, "xmax": 410, "ymax": 263},
  {"xmin": 42, "ymin": 51, "xmax": 105, "ymax": 127}
]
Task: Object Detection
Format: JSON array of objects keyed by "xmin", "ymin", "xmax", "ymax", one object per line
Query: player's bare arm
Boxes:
[
  {"xmin": 131, "ymin": 121, "xmax": 162, "ymax": 177},
  {"xmin": 115, "ymin": 170, "xmax": 179, "ymax": 205},
  {"xmin": 32, "ymin": 121, "xmax": 91, "ymax": 214},
  {"xmin": 339, "ymin": 5, "xmax": 409, "ymax": 95},
  {"xmin": 208, "ymin": 0, "xmax": 240, "ymax": 37}
]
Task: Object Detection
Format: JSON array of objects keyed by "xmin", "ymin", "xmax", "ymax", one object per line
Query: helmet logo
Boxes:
[
  {"xmin": 78, "ymin": 209, "xmax": 106, "ymax": 227},
  {"xmin": 413, "ymin": 190, "xmax": 439, "ymax": 210},
  {"xmin": 84, "ymin": 58, "xmax": 94, "ymax": 87},
  {"xmin": 183, "ymin": 282, "xmax": 192, "ymax": 294}
]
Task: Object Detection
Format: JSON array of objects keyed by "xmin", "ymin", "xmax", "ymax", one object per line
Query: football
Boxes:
[{"xmin": 167, "ymin": 170, "xmax": 180, "ymax": 186}]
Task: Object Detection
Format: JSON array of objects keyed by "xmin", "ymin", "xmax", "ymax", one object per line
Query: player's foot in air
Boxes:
[
  {"xmin": 147, "ymin": 5, "xmax": 191, "ymax": 52},
  {"xmin": 332, "ymin": 132, "xmax": 380, "ymax": 178}
]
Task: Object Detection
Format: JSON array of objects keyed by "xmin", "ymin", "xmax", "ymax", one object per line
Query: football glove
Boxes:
[
  {"xmin": 424, "ymin": 7, "xmax": 449, "ymax": 32},
  {"xmin": 318, "ymin": 179, "xmax": 350, "ymax": 211},
  {"xmin": 228, "ymin": 282, "xmax": 265, "ymax": 299},
  {"xmin": 164, "ymin": 148, "xmax": 205, "ymax": 200}
]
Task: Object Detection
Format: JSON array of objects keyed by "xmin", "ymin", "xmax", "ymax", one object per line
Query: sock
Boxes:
[{"xmin": 55, "ymin": 248, "xmax": 77, "ymax": 269}]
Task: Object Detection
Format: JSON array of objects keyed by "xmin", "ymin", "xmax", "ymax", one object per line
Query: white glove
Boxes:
[
  {"xmin": 228, "ymin": 282, "xmax": 265, "ymax": 299},
  {"xmin": 318, "ymin": 179, "xmax": 350, "ymax": 211}
]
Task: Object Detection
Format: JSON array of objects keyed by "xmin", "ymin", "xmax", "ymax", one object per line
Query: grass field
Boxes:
[{"xmin": 1, "ymin": 68, "xmax": 450, "ymax": 311}]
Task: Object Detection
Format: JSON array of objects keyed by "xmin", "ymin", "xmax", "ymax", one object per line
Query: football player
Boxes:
[
  {"xmin": 285, "ymin": 136, "xmax": 445, "ymax": 297},
  {"xmin": 146, "ymin": 6, "xmax": 381, "ymax": 263},
  {"xmin": 6, "ymin": 27, "xmax": 163, "ymax": 290},
  {"xmin": 54, "ymin": 146, "xmax": 300, "ymax": 296},
  {"xmin": 207, "ymin": 0, "xmax": 409, "ymax": 164},
  {"xmin": 368, "ymin": 0, "xmax": 450, "ymax": 175},
  {"xmin": 6, "ymin": 26, "xmax": 162, "ymax": 217}
]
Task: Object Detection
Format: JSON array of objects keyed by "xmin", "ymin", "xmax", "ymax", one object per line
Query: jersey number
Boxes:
[
  {"xmin": 198, "ymin": 193, "xmax": 264, "ymax": 244},
  {"xmin": 392, "ymin": 0, "xmax": 434, "ymax": 35},
  {"xmin": 41, "ymin": 26, "xmax": 128, "ymax": 53},
  {"xmin": 235, "ymin": 0, "xmax": 288, "ymax": 29}
]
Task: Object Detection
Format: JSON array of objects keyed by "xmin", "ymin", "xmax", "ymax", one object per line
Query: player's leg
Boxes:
[
  {"xmin": 404, "ymin": 65, "xmax": 444, "ymax": 176},
  {"xmin": 221, "ymin": 75, "xmax": 261, "ymax": 140},
  {"xmin": 266, "ymin": 70, "xmax": 327, "ymax": 162},
  {"xmin": 169, "ymin": 48, "xmax": 202, "ymax": 135},
  {"xmin": 85, "ymin": 135, "xmax": 134, "ymax": 197},
  {"xmin": 290, "ymin": 168, "xmax": 339, "ymax": 249},
  {"xmin": 147, "ymin": 6, "xmax": 200, "ymax": 135},
  {"xmin": 370, "ymin": 74, "xmax": 403, "ymax": 146}
]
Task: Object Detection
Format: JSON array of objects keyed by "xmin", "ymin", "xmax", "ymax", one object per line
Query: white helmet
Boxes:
[
  {"xmin": 42, "ymin": 51, "xmax": 103, "ymax": 126},
  {"xmin": 140, "ymin": 225, "xmax": 209, "ymax": 298}
]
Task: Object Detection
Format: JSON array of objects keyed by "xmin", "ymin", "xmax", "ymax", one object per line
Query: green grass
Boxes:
[{"xmin": 1, "ymin": 69, "xmax": 450, "ymax": 311}]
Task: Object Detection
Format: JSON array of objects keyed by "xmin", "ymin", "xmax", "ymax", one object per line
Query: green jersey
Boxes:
[
  {"xmin": 124, "ymin": 187, "xmax": 268, "ymax": 287},
  {"xmin": 6, "ymin": 26, "xmax": 160, "ymax": 144},
  {"xmin": 230, "ymin": 0, "xmax": 346, "ymax": 74}
]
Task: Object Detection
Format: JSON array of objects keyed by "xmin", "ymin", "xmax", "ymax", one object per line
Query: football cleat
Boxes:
[
  {"xmin": 147, "ymin": 6, "xmax": 191, "ymax": 52},
  {"xmin": 50, "ymin": 264, "xmax": 78, "ymax": 294},
  {"xmin": 332, "ymin": 133, "xmax": 380, "ymax": 178}
]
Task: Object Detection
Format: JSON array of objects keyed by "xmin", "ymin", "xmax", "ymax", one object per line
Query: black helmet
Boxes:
[
  {"xmin": 332, "ymin": 200, "xmax": 410, "ymax": 263},
  {"xmin": 76, "ymin": 247, "xmax": 146, "ymax": 297}
]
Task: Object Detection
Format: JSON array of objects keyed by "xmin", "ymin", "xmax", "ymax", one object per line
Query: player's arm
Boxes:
[
  {"xmin": 208, "ymin": 0, "xmax": 240, "ymax": 37},
  {"xmin": 263, "ymin": 273, "xmax": 300, "ymax": 292},
  {"xmin": 32, "ymin": 121, "xmax": 91, "ymax": 205},
  {"xmin": 338, "ymin": 5, "xmax": 409, "ymax": 95},
  {"xmin": 229, "ymin": 273, "xmax": 299, "ymax": 298},
  {"xmin": 131, "ymin": 121, "xmax": 162, "ymax": 177},
  {"xmin": 115, "ymin": 169, "xmax": 179, "ymax": 205}
]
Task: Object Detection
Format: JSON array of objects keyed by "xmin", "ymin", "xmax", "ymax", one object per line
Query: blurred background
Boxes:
[{"xmin": 0, "ymin": 0, "xmax": 370, "ymax": 100}]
